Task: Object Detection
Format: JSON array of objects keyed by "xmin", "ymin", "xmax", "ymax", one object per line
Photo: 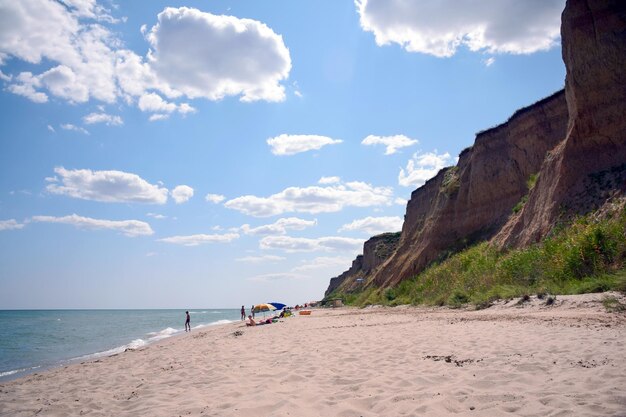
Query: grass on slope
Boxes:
[{"xmin": 332, "ymin": 206, "xmax": 626, "ymax": 308}]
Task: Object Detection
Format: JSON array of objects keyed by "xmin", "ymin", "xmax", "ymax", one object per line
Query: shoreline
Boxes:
[
  {"xmin": 0, "ymin": 311, "xmax": 240, "ymax": 384},
  {"xmin": 1, "ymin": 292, "xmax": 625, "ymax": 416}
]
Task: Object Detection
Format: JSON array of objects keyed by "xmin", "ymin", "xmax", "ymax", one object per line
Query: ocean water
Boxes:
[{"xmin": 0, "ymin": 309, "xmax": 240, "ymax": 382}]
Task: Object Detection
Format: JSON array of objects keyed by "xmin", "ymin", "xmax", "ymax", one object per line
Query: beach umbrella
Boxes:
[
  {"xmin": 269, "ymin": 302, "xmax": 286, "ymax": 310},
  {"xmin": 253, "ymin": 303, "xmax": 276, "ymax": 314}
]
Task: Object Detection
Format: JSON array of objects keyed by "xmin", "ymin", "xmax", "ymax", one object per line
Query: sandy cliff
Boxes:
[
  {"xmin": 325, "ymin": 232, "xmax": 400, "ymax": 297},
  {"xmin": 325, "ymin": 0, "xmax": 626, "ymax": 296},
  {"xmin": 494, "ymin": 0, "xmax": 626, "ymax": 247},
  {"xmin": 372, "ymin": 90, "xmax": 568, "ymax": 288}
]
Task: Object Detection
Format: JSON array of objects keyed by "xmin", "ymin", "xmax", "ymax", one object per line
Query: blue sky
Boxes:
[{"xmin": 0, "ymin": 0, "xmax": 566, "ymax": 309}]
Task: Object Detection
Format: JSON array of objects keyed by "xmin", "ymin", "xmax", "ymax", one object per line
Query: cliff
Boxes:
[
  {"xmin": 493, "ymin": 0, "xmax": 626, "ymax": 247},
  {"xmin": 372, "ymin": 90, "xmax": 568, "ymax": 288},
  {"xmin": 324, "ymin": 232, "xmax": 400, "ymax": 297},
  {"xmin": 324, "ymin": 0, "xmax": 626, "ymax": 296}
]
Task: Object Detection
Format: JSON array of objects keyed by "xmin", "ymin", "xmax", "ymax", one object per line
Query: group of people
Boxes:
[
  {"xmin": 240, "ymin": 305, "xmax": 289, "ymax": 327},
  {"xmin": 183, "ymin": 305, "xmax": 292, "ymax": 331}
]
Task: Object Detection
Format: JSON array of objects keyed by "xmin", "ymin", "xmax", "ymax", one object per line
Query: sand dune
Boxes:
[{"xmin": 1, "ymin": 292, "xmax": 625, "ymax": 416}]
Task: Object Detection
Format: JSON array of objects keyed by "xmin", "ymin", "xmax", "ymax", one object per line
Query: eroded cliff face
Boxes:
[
  {"xmin": 493, "ymin": 0, "xmax": 626, "ymax": 247},
  {"xmin": 324, "ymin": 0, "xmax": 625, "ymax": 297},
  {"xmin": 324, "ymin": 233, "xmax": 400, "ymax": 297},
  {"xmin": 372, "ymin": 91, "xmax": 568, "ymax": 288}
]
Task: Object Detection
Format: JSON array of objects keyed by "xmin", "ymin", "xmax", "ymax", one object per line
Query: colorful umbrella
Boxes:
[
  {"xmin": 253, "ymin": 303, "xmax": 276, "ymax": 313},
  {"xmin": 269, "ymin": 302, "xmax": 286, "ymax": 310}
]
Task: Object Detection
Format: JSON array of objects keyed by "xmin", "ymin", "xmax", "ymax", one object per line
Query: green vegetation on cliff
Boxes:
[{"xmin": 327, "ymin": 205, "xmax": 626, "ymax": 308}]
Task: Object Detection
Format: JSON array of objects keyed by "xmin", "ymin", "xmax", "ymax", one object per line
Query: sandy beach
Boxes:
[{"xmin": 1, "ymin": 293, "xmax": 625, "ymax": 417}]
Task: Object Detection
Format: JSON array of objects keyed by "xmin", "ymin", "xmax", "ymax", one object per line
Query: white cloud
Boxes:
[
  {"xmin": 318, "ymin": 176, "xmax": 340, "ymax": 185},
  {"xmin": 47, "ymin": 125, "xmax": 55, "ymax": 132},
  {"xmin": 83, "ymin": 112, "xmax": 123, "ymax": 126},
  {"xmin": 0, "ymin": 1, "xmax": 119, "ymax": 103},
  {"xmin": 146, "ymin": 7, "xmax": 291, "ymax": 102},
  {"xmin": 267, "ymin": 134, "xmax": 342, "ymax": 156},
  {"xmin": 149, "ymin": 114, "xmax": 169, "ymax": 122},
  {"xmin": 46, "ymin": 167, "xmax": 169, "ymax": 204},
  {"xmin": 483, "ymin": 57, "xmax": 496, "ymax": 67},
  {"xmin": 225, "ymin": 181, "xmax": 393, "ymax": 217},
  {"xmin": 146, "ymin": 213, "xmax": 167, "ymax": 220},
  {"xmin": 60, "ymin": 124, "xmax": 89, "ymax": 135},
  {"xmin": 170, "ymin": 185, "xmax": 194, "ymax": 204},
  {"xmin": 138, "ymin": 92, "xmax": 195, "ymax": 115},
  {"xmin": 260, "ymin": 235, "xmax": 364, "ymax": 253},
  {"xmin": 291, "ymin": 256, "xmax": 354, "ymax": 272},
  {"xmin": 235, "ymin": 255, "xmax": 286, "ymax": 263},
  {"xmin": 158, "ymin": 233, "xmax": 239, "ymax": 246},
  {"xmin": 205, "ymin": 193, "xmax": 226, "ymax": 204},
  {"xmin": 7, "ymin": 72, "xmax": 48, "ymax": 103},
  {"xmin": 0, "ymin": 219, "xmax": 25, "ymax": 231},
  {"xmin": 0, "ymin": 2, "xmax": 290, "ymax": 111},
  {"xmin": 0, "ymin": 69, "xmax": 11, "ymax": 81},
  {"xmin": 361, "ymin": 134, "xmax": 418, "ymax": 155},
  {"xmin": 138, "ymin": 92, "xmax": 177, "ymax": 113},
  {"xmin": 31, "ymin": 214, "xmax": 153, "ymax": 237},
  {"xmin": 240, "ymin": 217, "xmax": 316, "ymax": 236},
  {"xmin": 395, "ymin": 197, "xmax": 407, "ymax": 206},
  {"xmin": 398, "ymin": 151, "xmax": 454, "ymax": 188},
  {"xmin": 338, "ymin": 216, "xmax": 403, "ymax": 235},
  {"xmin": 356, "ymin": 0, "xmax": 564, "ymax": 57}
]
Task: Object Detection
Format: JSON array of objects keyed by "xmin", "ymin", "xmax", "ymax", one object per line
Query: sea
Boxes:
[{"xmin": 0, "ymin": 309, "xmax": 240, "ymax": 382}]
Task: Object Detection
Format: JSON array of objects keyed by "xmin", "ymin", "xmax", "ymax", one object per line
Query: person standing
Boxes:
[
  {"xmin": 240, "ymin": 305, "xmax": 246, "ymax": 321},
  {"xmin": 185, "ymin": 311, "xmax": 191, "ymax": 332},
  {"xmin": 251, "ymin": 305, "xmax": 255, "ymax": 319}
]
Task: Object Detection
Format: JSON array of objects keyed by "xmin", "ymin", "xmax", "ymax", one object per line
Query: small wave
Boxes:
[
  {"xmin": 190, "ymin": 311, "xmax": 208, "ymax": 314},
  {"xmin": 191, "ymin": 319, "xmax": 234, "ymax": 330},
  {"xmin": 75, "ymin": 339, "xmax": 147, "ymax": 361},
  {"xmin": 147, "ymin": 327, "xmax": 179, "ymax": 341},
  {"xmin": 0, "ymin": 366, "xmax": 40, "ymax": 378}
]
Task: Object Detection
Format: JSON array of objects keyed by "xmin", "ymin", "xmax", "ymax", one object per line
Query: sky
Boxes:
[{"xmin": 0, "ymin": 0, "xmax": 567, "ymax": 309}]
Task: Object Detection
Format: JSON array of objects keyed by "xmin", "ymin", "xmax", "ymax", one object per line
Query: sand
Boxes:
[{"xmin": 1, "ymin": 292, "xmax": 625, "ymax": 417}]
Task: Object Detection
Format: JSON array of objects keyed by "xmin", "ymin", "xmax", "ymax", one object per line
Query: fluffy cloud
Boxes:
[
  {"xmin": 0, "ymin": 2, "xmax": 291, "ymax": 112},
  {"xmin": 398, "ymin": 151, "xmax": 454, "ymax": 188},
  {"xmin": 338, "ymin": 216, "xmax": 403, "ymax": 235},
  {"xmin": 0, "ymin": 219, "xmax": 24, "ymax": 231},
  {"xmin": 83, "ymin": 112, "xmax": 123, "ymax": 126},
  {"xmin": 158, "ymin": 233, "xmax": 239, "ymax": 246},
  {"xmin": 318, "ymin": 176, "xmax": 340, "ymax": 185},
  {"xmin": 170, "ymin": 185, "xmax": 194, "ymax": 204},
  {"xmin": 240, "ymin": 217, "xmax": 316, "ymax": 236},
  {"xmin": 31, "ymin": 214, "xmax": 153, "ymax": 237},
  {"xmin": 137, "ymin": 93, "xmax": 195, "ymax": 115},
  {"xmin": 205, "ymin": 193, "xmax": 226, "ymax": 204},
  {"xmin": 260, "ymin": 235, "xmax": 364, "ymax": 253},
  {"xmin": 235, "ymin": 255, "xmax": 286, "ymax": 263},
  {"xmin": 225, "ymin": 181, "xmax": 393, "ymax": 217},
  {"xmin": 7, "ymin": 72, "xmax": 48, "ymax": 103},
  {"xmin": 0, "ymin": 1, "xmax": 119, "ymax": 103},
  {"xmin": 267, "ymin": 134, "xmax": 343, "ymax": 156},
  {"xmin": 395, "ymin": 197, "xmax": 408, "ymax": 206},
  {"xmin": 356, "ymin": 0, "xmax": 564, "ymax": 57},
  {"xmin": 361, "ymin": 134, "xmax": 418, "ymax": 155},
  {"xmin": 46, "ymin": 167, "xmax": 169, "ymax": 204},
  {"xmin": 146, "ymin": 7, "xmax": 291, "ymax": 102}
]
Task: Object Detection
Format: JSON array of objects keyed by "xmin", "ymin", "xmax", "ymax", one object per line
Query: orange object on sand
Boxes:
[{"xmin": 299, "ymin": 310, "xmax": 311, "ymax": 316}]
